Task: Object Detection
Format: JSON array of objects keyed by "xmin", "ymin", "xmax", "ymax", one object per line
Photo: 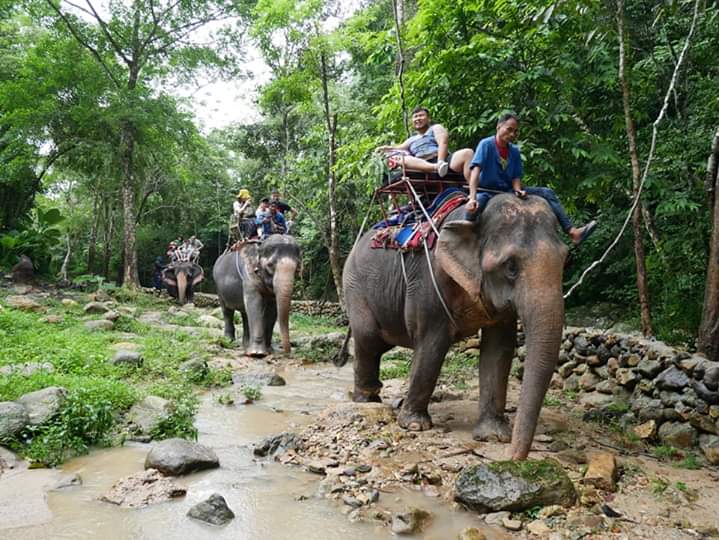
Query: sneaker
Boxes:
[{"xmin": 436, "ymin": 160, "xmax": 448, "ymax": 177}]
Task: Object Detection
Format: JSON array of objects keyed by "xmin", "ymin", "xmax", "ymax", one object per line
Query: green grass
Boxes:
[
  {"xmin": 0, "ymin": 292, "xmax": 214, "ymax": 465},
  {"xmin": 379, "ymin": 349, "xmax": 413, "ymax": 379},
  {"xmin": 289, "ymin": 312, "xmax": 344, "ymax": 335}
]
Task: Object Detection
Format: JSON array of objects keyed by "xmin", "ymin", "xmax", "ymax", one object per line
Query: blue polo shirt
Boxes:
[{"xmin": 470, "ymin": 136, "xmax": 523, "ymax": 192}]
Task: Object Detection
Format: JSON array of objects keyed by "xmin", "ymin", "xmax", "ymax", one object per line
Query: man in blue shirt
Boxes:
[{"xmin": 465, "ymin": 112, "xmax": 597, "ymax": 245}]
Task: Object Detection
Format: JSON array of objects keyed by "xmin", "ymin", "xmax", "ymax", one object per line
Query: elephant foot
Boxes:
[
  {"xmin": 352, "ymin": 387, "xmax": 382, "ymax": 403},
  {"xmin": 246, "ymin": 349, "xmax": 269, "ymax": 358},
  {"xmin": 398, "ymin": 408, "xmax": 432, "ymax": 432},
  {"xmin": 473, "ymin": 414, "xmax": 512, "ymax": 443}
]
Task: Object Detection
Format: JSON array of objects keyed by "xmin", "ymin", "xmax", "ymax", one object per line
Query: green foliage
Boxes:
[
  {"xmin": 651, "ymin": 445, "xmax": 680, "ymax": 461},
  {"xmin": 379, "ymin": 349, "xmax": 413, "ymax": 379},
  {"xmin": 242, "ymin": 385, "xmax": 262, "ymax": 402},
  {"xmin": 650, "ymin": 476, "xmax": 670, "ymax": 495},
  {"xmin": 0, "ymin": 207, "xmax": 65, "ymax": 273}
]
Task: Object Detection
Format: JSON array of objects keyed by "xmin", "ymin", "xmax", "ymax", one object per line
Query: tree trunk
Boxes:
[
  {"xmin": 102, "ymin": 200, "xmax": 115, "ymax": 279},
  {"xmin": 391, "ymin": 0, "xmax": 409, "ymax": 137},
  {"xmin": 87, "ymin": 190, "xmax": 100, "ymax": 273},
  {"xmin": 318, "ymin": 44, "xmax": 344, "ymax": 307},
  {"xmin": 60, "ymin": 234, "xmax": 72, "ymax": 282},
  {"xmin": 617, "ymin": 0, "xmax": 653, "ymax": 337},
  {"xmin": 120, "ymin": 120, "xmax": 140, "ymax": 288},
  {"xmin": 698, "ymin": 127, "xmax": 719, "ymax": 361}
]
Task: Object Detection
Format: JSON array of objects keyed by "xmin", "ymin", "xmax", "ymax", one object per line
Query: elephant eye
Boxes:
[{"xmin": 504, "ymin": 258, "xmax": 519, "ymax": 280}]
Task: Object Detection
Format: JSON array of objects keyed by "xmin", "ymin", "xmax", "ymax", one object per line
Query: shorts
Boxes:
[{"xmin": 427, "ymin": 153, "xmax": 454, "ymax": 167}]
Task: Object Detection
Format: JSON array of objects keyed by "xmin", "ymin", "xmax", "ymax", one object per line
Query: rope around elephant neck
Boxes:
[
  {"xmin": 422, "ymin": 239, "xmax": 458, "ymax": 330},
  {"xmin": 234, "ymin": 250, "xmax": 247, "ymax": 280}
]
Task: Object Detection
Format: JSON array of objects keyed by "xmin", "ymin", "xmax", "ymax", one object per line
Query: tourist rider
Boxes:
[
  {"xmin": 376, "ymin": 106, "xmax": 475, "ymax": 181},
  {"xmin": 464, "ymin": 112, "xmax": 597, "ymax": 245}
]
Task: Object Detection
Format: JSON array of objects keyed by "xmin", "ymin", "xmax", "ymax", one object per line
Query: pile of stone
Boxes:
[
  {"xmin": 292, "ymin": 300, "xmax": 344, "ymax": 319},
  {"xmin": 514, "ymin": 327, "xmax": 719, "ymax": 463}
]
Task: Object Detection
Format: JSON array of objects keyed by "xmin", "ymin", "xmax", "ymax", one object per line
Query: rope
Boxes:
[
  {"xmin": 563, "ymin": 0, "xmax": 701, "ymax": 300},
  {"xmin": 351, "ymin": 190, "xmax": 378, "ymax": 251},
  {"xmin": 423, "ymin": 237, "xmax": 458, "ymax": 329},
  {"xmin": 399, "ymin": 250, "xmax": 408, "ymax": 289},
  {"xmin": 234, "ymin": 249, "xmax": 246, "ymax": 280},
  {"xmin": 405, "ymin": 178, "xmax": 440, "ymax": 236}
]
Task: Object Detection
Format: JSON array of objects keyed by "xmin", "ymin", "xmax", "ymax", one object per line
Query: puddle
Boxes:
[{"xmin": 1, "ymin": 364, "xmax": 497, "ymax": 539}]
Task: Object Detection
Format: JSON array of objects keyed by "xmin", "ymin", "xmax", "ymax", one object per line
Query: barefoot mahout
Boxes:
[
  {"xmin": 213, "ymin": 234, "xmax": 301, "ymax": 357},
  {"xmin": 341, "ymin": 193, "xmax": 568, "ymax": 460}
]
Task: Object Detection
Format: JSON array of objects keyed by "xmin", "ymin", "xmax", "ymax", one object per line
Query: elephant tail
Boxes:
[{"xmin": 332, "ymin": 328, "xmax": 352, "ymax": 368}]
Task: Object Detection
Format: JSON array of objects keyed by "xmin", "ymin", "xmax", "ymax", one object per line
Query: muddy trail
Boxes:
[{"xmin": 1, "ymin": 288, "xmax": 718, "ymax": 540}]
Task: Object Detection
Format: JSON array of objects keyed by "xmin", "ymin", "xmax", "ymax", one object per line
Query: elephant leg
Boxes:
[
  {"xmin": 264, "ymin": 300, "xmax": 277, "ymax": 351},
  {"xmin": 473, "ymin": 320, "xmax": 517, "ymax": 442},
  {"xmin": 352, "ymin": 330, "xmax": 391, "ymax": 403},
  {"xmin": 398, "ymin": 333, "xmax": 451, "ymax": 431},
  {"xmin": 222, "ymin": 306, "xmax": 236, "ymax": 341},
  {"xmin": 240, "ymin": 310, "xmax": 250, "ymax": 350}
]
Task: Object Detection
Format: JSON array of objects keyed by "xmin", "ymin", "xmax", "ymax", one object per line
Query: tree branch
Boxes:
[
  {"xmin": 84, "ymin": 0, "xmax": 132, "ymax": 65},
  {"xmin": 45, "ymin": 0, "xmax": 122, "ymax": 88}
]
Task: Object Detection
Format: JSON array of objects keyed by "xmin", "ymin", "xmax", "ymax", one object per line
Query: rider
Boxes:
[
  {"xmin": 270, "ymin": 189, "xmax": 296, "ymax": 232},
  {"xmin": 231, "ymin": 189, "xmax": 256, "ymax": 241},
  {"xmin": 188, "ymin": 235, "xmax": 203, "ymax": 263}
]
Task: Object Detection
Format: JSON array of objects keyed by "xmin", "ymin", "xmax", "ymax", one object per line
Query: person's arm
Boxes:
[
  {"xmin": 376, "ymin": 137, "xmax": 412, "ymax": 153},
  {"xmin": 196, "ymin": 239, "xmax": 204, "ymax": 249},
  {"xmin": 465, "ymin": 166, "xmax": 480, "ymax": 212},
  {"xmin": 511, "ymin": 146, "xmax": 526, "ymax": 198},
  {"xmin": 433, "ymin": 124, "xmax": 449, "ymax": 162}
]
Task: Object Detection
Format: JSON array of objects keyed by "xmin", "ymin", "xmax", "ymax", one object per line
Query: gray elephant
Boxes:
[
  {"xmin": 341, "ymin": 193, "xmax": 568, "ymax": 460},
  {"xmin": 162, "ymin": 261, "xmax": 204, "ymax": 304},
  {"xmin": 213, "ymin": 235, "xmax": 301, "ymax": 357}
]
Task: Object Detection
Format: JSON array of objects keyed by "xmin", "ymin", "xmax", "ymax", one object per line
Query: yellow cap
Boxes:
[{"xmin": 236, "ymin": 189, "xmax": 251, "ymax": 199}]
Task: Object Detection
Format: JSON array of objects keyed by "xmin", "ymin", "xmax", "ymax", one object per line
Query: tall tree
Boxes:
[{"xmin": 699, "ymin": 127, "xmax": 719, "ymax": 360}]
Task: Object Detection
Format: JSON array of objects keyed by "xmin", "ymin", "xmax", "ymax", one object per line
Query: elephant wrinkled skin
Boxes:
[
  {"xmin": 342, "ymin": 193, "xmax": 568, "ymax": 459},
  {"xmin": 213, "ymin": 235, "xmax": 300, "ymax": 357}
]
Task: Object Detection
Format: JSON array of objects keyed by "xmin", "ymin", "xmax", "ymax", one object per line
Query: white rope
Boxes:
[
  {"xmin": 405, "ymin": 179, "xmax": 441, "ymax": 236},
  {"xmin": 423, "ymin": 237, "xmax": 458, "ymax": 329},
  {"xmin": 564, "ymin": 0, "xmax": 701, "ymax": 300}
]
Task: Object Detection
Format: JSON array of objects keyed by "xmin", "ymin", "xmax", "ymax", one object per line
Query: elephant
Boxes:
[
  {"xmin": 162, "ymin": 261, "xmax": 204, "ymax": 304},
  {"xmin": 341, "ymin": 193, "xmax": 568, "ymax": 460},
  {"xmin": 212, "ymin": 234, "xmax": 301, "ymax": 357}
]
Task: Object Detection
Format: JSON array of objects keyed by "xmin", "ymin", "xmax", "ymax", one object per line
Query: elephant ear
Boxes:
[
  {"xmin": 435, "ymin": 220, "xmax": 483, "ymax": 302},
  {"xmin": 192, "ymin": 265, "xmax": 204, "ymax": 286},
  {"xmin": 162, "ymin": 268, "xmax": 177, "ymax": 287}
]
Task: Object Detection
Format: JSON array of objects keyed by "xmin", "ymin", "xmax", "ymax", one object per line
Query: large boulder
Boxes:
[
  {"xmin": 127, "ymin": 396, "xmax": 173, "ymax": 436},
  {"xmin": 6, "ymin": 295, "xmax": 44, "ymax": 312},
  {"xmin": 100, "ymin": 468, "xmax": 186, "ymax": 508},
  {"xmin": 658, "ymin": 421, "xmax": 698, "ymax": 448},
  {"xmin": 84, "ymin": 319, "xmax": 114, "ymax": 331},
  {"xmin": 232, "ymin": 370, "xmax": 286, "ymax": 388},
  {"xmin": 17, "ymin": 386, "xmax": 67, "ymax": 425},
  {"xmin": 0, "ymin": 362, "xmax": 54, "ymax": 377},
  {"xmin": 454, "ymin": 459, "xmax": 576, "ymax": 513},
  {"xmin": 83, "ymin": 302, "xmax": 110, "ymax": 314},
  {"xmin": 187, "ymin": 493, "xmax": 235, "ymax": 525},
  {"xmin": 0, "ymin": 402, "xmax": 30, "ymax": 439},
  {"xmin": 111, "ymin": 350, "xmax": 143, "ymax": 367},
  {"xmin": 144, "ymin": 438, "xmax": 219, "ymax": 476}
]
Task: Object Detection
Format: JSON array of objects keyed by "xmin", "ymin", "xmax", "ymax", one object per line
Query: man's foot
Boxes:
[
  {"xmin": 570, "ymin": 220, "xmax": 598, "ymax": 246},
  {"xmin": 436, "ymin": 160, "xmax": 448, "ymax": 177}
]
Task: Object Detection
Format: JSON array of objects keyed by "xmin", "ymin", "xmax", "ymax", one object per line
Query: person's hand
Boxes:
[
  {"xmin": 465, "ymin": 199, "xmax": 478, "ymax": 213},
  {"xmin": 514, "ymin": 189, "xmax": 527, "ymax": 199}
]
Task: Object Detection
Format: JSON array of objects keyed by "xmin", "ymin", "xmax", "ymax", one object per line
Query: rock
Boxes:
[
  {"xmin": 698, "ymin": 434, "xmax": 719, "ymax": 465},
  {"xmin": 501, "ymin": 517, "xmax": 522, "ymax": 531},
  {"xmin": 606, "ymin": 357, "xmax": 620, "ymax": 375},
  {"xmin": 693, "ymin": 381, "xmax": 719, "ymax": 405},
  {"xmin": 582, "ymin": 451, "xmax": 617, "ymax": 491},
  {"xmin": 61, "ymin": 298, "xmax": 78, "ymax": 307},
  {"xmin": 100, "ymin": 468, "xmax": 186, "ymax": 508},
  {"xmin": 42, "ymin": 314, "xmax": 63, "ymax": 324},
  {"xmin": 197, "ymin": 315, "xmax": 224, "ymax": 329},
  {"xmin": 596, "ymin": 380, "xmax": 616, "ymax": 394},
  {"xmin": 342, "ymin": 495, "xmax": 363, "ymax": 508},
  {"xmin": 83, "ymin": 302, "xmax": 110, "ymax": 314},
  {"xmin": 84, "ymin": 319, "xmax": 114, "ymax": 331},
  {"xmin": 144, "ymin": 438, "xmax": 219, "ymax": 476},
  {"xmin": 6, "ymin": 295, "xmax": 43, "ymax": 312},
  {"xmin": 563, "ymin": 374, "xmax": 580, "ymax": 392},
  {"xmin": 52, "ymin": 473, "xmax": 82, "ymax": 490},
  {"xmin": 527, "ymin": 519, "xmax": 551, "ymax": 535},
  {"xmin": 558, "ymin": 362, "xmax": 577, "ymax": 378},
  {"xmin": 0, "ymin": 401, "xmax": 30, "ymax": 438},
  {"xmin": 139, "ymin": 311, "xmax": 164, "ymax": 324},
  {"xmin": 11, "ymin": 255, "xmax": 34, "ymax": 283},
  {"xmin": 636, "ymin": 358, "xmax": 662, "ymax": 378},
  {"xmin": 232, "ymin": 370, "xmax": 286, "ymax": 387},
  {"xmin": 614, "ymin": 368, "xmax": 638, "ymax": 387},
  {"xmin": 538, "ymin": 505, "xmax": 565, "ymax": 519},
  {"xmin": 103, "ymin": 311, "xmax": 120, "ymax": 322},
  {"xmin": 390, "ymin": 507, "xmax": 431, "ymax": 535},
  {"xmin": 253, "ymin": 432, "xmax": 300, "ymax": 457},
  {"xmin": 187, "ymin": 493, "xmax": 235, "ymax": 525},
  {"xmin": 0, "ymin": 362, "xmax": 54, "ymax": 377},
  {"xmin": 111, "ymin": 350, "xmax": 143, "ymax": 367},
  {"xmin": 659, "ymin": 390, "xmax": 681, "ymax": 407},
  {"xmin": 579, "ymin": 372, "xmax": 600, "ymax": 391},
  {"xmin": 625, "ymin": 353, "xmax": 641, "ymax": 367},
  {"xmin": 657, "ymin": 421, "xmax": 698, "ymax": 449},
  {"xmin": 0, "ymin": 446, "xmax": 22, "ymax": 475},
  {"xmin": 484, "ymin": 511, "xmax": 511, "ymax": 525},
  {"xmin": 704, "ymin": 363, "xmax": 719, "ymax": 389},
  {"xmin": 656, "ymin": 366, "xmax": 690, "ymax": 391},
  {"xmin": 191, "ymin": 293, "xmax": 220, "ymax": 308},
  {"xmin": 454, "ymin": 459, "xmax": 576, "ymax": 513},
  {"xmin": 578, "ymin": 392, "xmax": 614, "ymax": 410},
  {"xmin": 633, "ymin": 420, "xmax": 657, "ymax": 440},
  {"xmin": 688, "ymin": 412, "xmax": 718, "ymax": 435},
  {"xmin": 458, "ymin": 528, "xmax": 487, "ymax": 540},
  {"xmin": 179, "ymin": 357, "xmax": 209, "ymax": 379},
  {"xmin": 110, "ymin": 342, "xmax": 140, "ymax": 351},
  {"xmin": 127, "ymin": 396, "xmax": 173, "ymax": 435},
  {"xmin": 17, "ymin": 386, "xmax": 67, "ymax": 425}
]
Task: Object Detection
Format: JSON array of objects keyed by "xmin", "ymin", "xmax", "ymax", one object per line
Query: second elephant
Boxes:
[{"xmin": 213, "ymin": 235, "xmax": 301, "ymax": 357}]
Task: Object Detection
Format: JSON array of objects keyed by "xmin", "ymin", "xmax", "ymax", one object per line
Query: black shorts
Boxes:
[{"xmin": 427, "ymin": 153, "xmax": 453, "ymax": 167}]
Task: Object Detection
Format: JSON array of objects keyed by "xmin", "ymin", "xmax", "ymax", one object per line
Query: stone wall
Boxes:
[{"xmin": 515, "ymin": 327, "xmax": 719, "ymax": 463}]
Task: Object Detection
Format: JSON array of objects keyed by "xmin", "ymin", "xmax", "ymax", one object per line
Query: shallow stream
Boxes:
[{"xmin": 1, "ymin": 364, "xmax": 496, "ymax": 539}]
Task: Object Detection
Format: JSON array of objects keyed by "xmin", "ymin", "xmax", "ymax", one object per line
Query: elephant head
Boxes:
[
  {"xmin": 162, "ymin": 261, "xmax": 204, "ymax": 304},
  {"xmin": 254, "ymin": 235, "xmax": 301, "ymax": 354},
  {"xmin": 435, "ymin": 194, "xmax": 568, "ymax": 459}
]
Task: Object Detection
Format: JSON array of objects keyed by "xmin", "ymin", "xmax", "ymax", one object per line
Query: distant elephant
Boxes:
[
  {"xmin": 162, "ymin": 261, "xmax": 204, "ymax": 304},
  {"xmin": 341, "ymin": 193, "xmax": 568, "ymax": 460},
  {"xmin": 212, "ymin": 235, "xmax": 301, "ymax": 357}
]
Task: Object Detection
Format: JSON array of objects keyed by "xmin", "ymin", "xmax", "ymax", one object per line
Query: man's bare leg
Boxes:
[
  {"xmin": 449, "ymin": 148, "xmax": 474, "ymax": 181},
  {"xmin": 402, "ymin": 156, "xmax": 444, "ymax": 174}
]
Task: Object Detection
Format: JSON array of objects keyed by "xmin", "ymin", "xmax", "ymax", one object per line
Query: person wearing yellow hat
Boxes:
[{"xmin": 230, "ymin": 189, "xmax": 256, "ymax": 241}]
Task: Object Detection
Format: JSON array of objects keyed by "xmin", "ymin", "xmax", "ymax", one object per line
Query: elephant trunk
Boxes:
[
  {"xmin": 273, "ymin": 258, "xmax": 297, "ymax": 353},
  {"xmin": 511, "ymin": 261, "xmax": 564, "ymax": 460},
  {"xmin": 177, "ymin": 270, "xmax": 188, "ymax": 305}
]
